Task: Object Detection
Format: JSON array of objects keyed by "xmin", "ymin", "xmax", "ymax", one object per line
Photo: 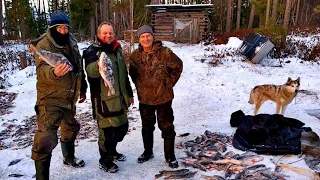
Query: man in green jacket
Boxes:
[
  {"xmin": 83, "ymin": 22, "xmax": 134, "ymax": 173},
  {"xmin": 31, "ymin": 10, "xmax": 87, "ymax": 180}
]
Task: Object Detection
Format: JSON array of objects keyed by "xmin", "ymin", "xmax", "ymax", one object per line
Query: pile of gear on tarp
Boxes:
[
  {"xmin": 231, "ymin": 110, "xmax": 320, "ymax": 178},
  {"xmin": 170, "ymin": 110, "xmax": 320, "ymax": 180}
]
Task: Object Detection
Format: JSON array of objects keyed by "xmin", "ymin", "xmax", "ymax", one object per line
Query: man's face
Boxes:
[
  {"xmin": 98, "ymin": 24, "xmax": 114, "ymax": 44},
  {"xmin": 56, "ymin": 25, "xmax": 69, "ymax": 35},
  {"xmin": 139, "ymin": 33, "xmax": 153, "ymax": 49}
]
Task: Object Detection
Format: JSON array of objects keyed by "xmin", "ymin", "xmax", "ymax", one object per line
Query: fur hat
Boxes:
[
  {"xmin": 49, "ymin": 10, "xmax": 71, "ymax": 28},
  {"xmin": 136, "ymin": 25, "xmax": 154, "ymax": 38}
]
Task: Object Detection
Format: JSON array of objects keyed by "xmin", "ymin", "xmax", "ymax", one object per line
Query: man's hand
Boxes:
[
  {"xmin": 130, "ymin": 97, "xmax": 134, "ymax": 106},
  {"xmin": 79, "ymin": 93, "xmax": 86, "ymax": 103},
  {"xmin": 54, "ymin": 63, "xmax": 72, "ymax": 77}
]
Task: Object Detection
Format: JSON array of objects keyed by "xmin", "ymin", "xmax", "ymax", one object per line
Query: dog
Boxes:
[{"xmin": 248, "ymin": 77, "xmax": 300, "ymax": 115}]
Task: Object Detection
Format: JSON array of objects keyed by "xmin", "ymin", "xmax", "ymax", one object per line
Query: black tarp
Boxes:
[{"xmin": 230, "ymin": 110, "xmax": 311, "ymax": 155}]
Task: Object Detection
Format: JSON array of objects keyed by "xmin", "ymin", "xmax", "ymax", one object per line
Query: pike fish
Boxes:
[
  {"xmin": 98, "ymin": 52, "xmax": 115, "ymax": 96},
  {"xmin": 155, "ymin": 169, "xmax": 190, "ymax": 179},
  {"xmin": 164, "ymin": 171, "xmax": 197, "ymax": 179},
  {"xmin": 29, "ymin": 44, "xmax": 73, "ymax": 70}
]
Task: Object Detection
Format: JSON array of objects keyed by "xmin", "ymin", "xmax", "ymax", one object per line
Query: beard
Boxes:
[{"xmin": 50, "ymin": 28, "xmax": 69, "ymax": 46}]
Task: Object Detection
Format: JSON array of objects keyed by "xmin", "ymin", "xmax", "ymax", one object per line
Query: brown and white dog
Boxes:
[{"xmin": 248, "ymin": 77, "xmax": 300, "ymax": 115}]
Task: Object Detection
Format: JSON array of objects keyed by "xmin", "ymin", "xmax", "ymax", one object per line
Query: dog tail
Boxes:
[{"xmin": 248, "ymin": 90, "xmax": 254, "ymax": 104}]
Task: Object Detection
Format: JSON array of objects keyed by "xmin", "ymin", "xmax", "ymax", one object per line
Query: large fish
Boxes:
[
  {"xmin": 98, "ymin": 52, "xmax": 115, "ymax": 96},
  {"xmin": 29, "ymin": 44, "xmax": 73, "ymax": 70}
]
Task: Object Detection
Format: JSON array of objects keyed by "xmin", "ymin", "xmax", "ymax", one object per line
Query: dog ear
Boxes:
[
  {"xmin": 297, "ymin": 77, "xmax": 300, "ymax": 85},
  {"xmin": 287, "ymin": 77, "xmax": 292, "ymax": 82}
]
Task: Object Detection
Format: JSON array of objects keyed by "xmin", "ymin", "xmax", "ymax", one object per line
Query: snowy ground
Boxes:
[{"xmin": 0, "ymin": 38, "xmax": 319, "ymax": 180}]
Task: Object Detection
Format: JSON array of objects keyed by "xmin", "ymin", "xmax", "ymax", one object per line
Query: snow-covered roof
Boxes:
[{"xmin": 145, "ymin": 4, "xmax": 214, "ymax": 9}]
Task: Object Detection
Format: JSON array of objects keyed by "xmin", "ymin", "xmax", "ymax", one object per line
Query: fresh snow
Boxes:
[{"xmin": 0, "ymin": 38, "xmax": 319, "ymax": 180}]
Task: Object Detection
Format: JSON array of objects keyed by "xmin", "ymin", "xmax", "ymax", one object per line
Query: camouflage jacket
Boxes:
[
  {"xmin": 129, "ymin": 41, "xmax": 183, "ymax": 105},
  {"xmin": 83, "ymin": 40, "xmax": 133, "ymax": 128},
  {"xmin": 33, "ymin": 29, "xmax": 87, "ymax": 110}
]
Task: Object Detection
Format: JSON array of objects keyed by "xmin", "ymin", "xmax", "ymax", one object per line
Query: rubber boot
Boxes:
[
  {"xmin": 137, "ymin": 129, "xmax": 154, "ymax": 163},
  {"xmin": 164, "ymin": 138, "xmax": 178, "ymax": 168},
  {"xmin": 34, "ymin": 156, "xmax": 51, "ymax": 180},
  {"xmin": 61, "ymin": 141, "xmax": 85, "ymax": 167}
]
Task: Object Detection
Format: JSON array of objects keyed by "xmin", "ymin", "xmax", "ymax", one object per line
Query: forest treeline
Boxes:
[{"xmin": 0, "ymin": 0, "xmax": 319, "ymax": 46}]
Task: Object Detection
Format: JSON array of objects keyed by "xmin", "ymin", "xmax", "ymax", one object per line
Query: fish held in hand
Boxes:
[
  {"xmin": 29, "ymin": 44, "xmax": 73, "ymax": 70},
  {"xmin": 98, "ymin": 52, "xmax": 115, "ymax": 96}
]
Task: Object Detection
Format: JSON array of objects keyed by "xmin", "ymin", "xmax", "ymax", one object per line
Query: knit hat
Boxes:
[
  {"xmin": 49, "ymin": 10, "xmax": 71, "ymax": 28},
  {"xmin": 136, "ymin": 25, "xmax": 154, "ymax": 38}
]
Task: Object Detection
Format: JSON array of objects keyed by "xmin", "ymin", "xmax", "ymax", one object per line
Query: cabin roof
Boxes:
[{"xmin": 146, "ymin": 4, "xmax": 213, "ymax": 10}]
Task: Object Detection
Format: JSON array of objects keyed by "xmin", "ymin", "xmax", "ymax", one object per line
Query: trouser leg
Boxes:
[
  {"xmin": 98, "ymin": 127, "xmax": 119, "ymax": 173},
  {"xmin": 139, "ymin": 103, "xmax": 156, "ymax": 154},
  {"xmin": 60, "ymin": 108, "xmax": 83, "ymax": 167},
  {"xmin": 157, "ymin": 100, "xmax": 176, "ymax": 158},
  {"xmin": 32, "ymin": 105, "xmax": 59, "ymax": 179}
]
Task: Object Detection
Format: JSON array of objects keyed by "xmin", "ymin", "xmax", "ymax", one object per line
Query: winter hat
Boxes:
[
  {"xmin": 136, "ymin": 25, "xmax": 154, "ymax": 38},
  {"xmin": 49, "ymin": 10, "xmax": 71, "ymax": 28}
]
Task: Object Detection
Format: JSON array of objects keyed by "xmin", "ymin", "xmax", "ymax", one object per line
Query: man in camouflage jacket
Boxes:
[
  {"xmin": 129, "ymin": 25, "xmax": 183, "ymax": 168},
  {"xmin": 31, "ymin": 10, "xmax": 87, "ymax": 180}
]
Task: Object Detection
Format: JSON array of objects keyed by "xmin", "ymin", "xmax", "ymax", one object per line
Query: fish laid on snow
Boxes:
[
  {"xmin": 155, "ymin": 169, "xmax": 190, "ymax": 179},
  {"xmin": 98, "ymin": 52, "xmax": 115, "ymax": 96},
  {"xmin": 164, "ymin": 171, "xmax": 197, "ymax": 179},
  {"xmin": 29, "ymin": 44, "xmax": 73, "ymax": 70}
]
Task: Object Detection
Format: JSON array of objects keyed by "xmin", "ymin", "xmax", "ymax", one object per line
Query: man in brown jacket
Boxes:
[{"xmin": 129, "ymin": 25, "xmax": 183, "ymax": 168}]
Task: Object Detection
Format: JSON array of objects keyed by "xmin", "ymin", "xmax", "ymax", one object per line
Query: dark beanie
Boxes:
[
  {"xmin": 49, "ymin": 10, "xmax": 71, "ymax": 28},
  {"xmin": 136, "ymin": 25, "xmax": 154, "ymax": 38}
]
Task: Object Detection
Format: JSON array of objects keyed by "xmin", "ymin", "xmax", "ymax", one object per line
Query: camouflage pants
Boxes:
[
  {"xmin": 139, "ymin": 100, "xmax": 176, "ymax": 139},
  {"xmin": 31, "ymin": 105, "xmax": 80, "ymax": 161}
]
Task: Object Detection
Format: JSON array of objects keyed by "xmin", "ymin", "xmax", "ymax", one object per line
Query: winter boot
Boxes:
[
  {"xmin": 61, "ymin": 141, "xmax": 85, "ymax": 168},
  {"xmin": 99, "ymin": 148, "xmax": 119, "ymax": 173},
  {"xmin": 166, "ymin": 154, "xmax": 179, "ymax": 168},
  {"xmin": 137, "ymin": 151, "xmax": 154, "ymax": 163},
  {"xmin": 34, "ymin": 156, "xmax": 51, "ymax": 180},
  {"xmin": 164, "ymin": 138, "xmax": 179, "ymax": 168},
  {"xmin": 111, "ymin": 148, "xmax": 126, "ymax": 162}
]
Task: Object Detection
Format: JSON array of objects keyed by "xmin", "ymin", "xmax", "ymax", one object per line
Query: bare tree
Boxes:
[
  {"xmin": 54, "ymin": 0, "xmax": 58, "ymax": 11},
  {"xmin": 293, "ymin": 0, "xmax": 300, "ymax": 25},
  {"xmin": 61, "ymin": 0, "xmax": 65, "ymax": 11},
  {"xmin": 0, "ymin": 0, "xmax": 3, "ymax": 45},
  {"xmin": 90, "ymin": 16, "xmax": 95, "ymax": 40},
  {"xmin": 226, "ymin": 0, "xmax": 232, "ymax": 32},
  {"xmin": 265, "ymin": 0, "xmax": 271, "ymax": 26},
  {"xmin": 283, "ymin": 0, "xmax": 291, "ymax": 30},
  {"xmin": 248, "ymin": 3, "xmax": 255, "ymax": 29},
  {"xmin": 100, "ymin": 1, "xmax": 103, "ymax": 23},
  {"xmin": 102, "ymin": 0, "xmax": 109, "ymax": 21},
  {"xmin": 68, "ymin": 0, "xmax": 71, "ymax": 13},
  {"xmin": 272, "ymin": 0, "xmax": 278, "ymax": 21},
  {"xmin": 95, "ymin": 3, "xmax": 98, "ymax": 28},
  {"xmin": 38, "ymin": 0, "xmax": 41, "ymax": 15},
  {"xmin": 236, "ymin": 0, "xmax": 241, "ymax": 30}
]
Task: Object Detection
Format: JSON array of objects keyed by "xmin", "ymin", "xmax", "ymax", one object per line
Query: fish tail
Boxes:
[{"xmin": 29, "ymin": 44, "xmax": 39, "ymax": 54}]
